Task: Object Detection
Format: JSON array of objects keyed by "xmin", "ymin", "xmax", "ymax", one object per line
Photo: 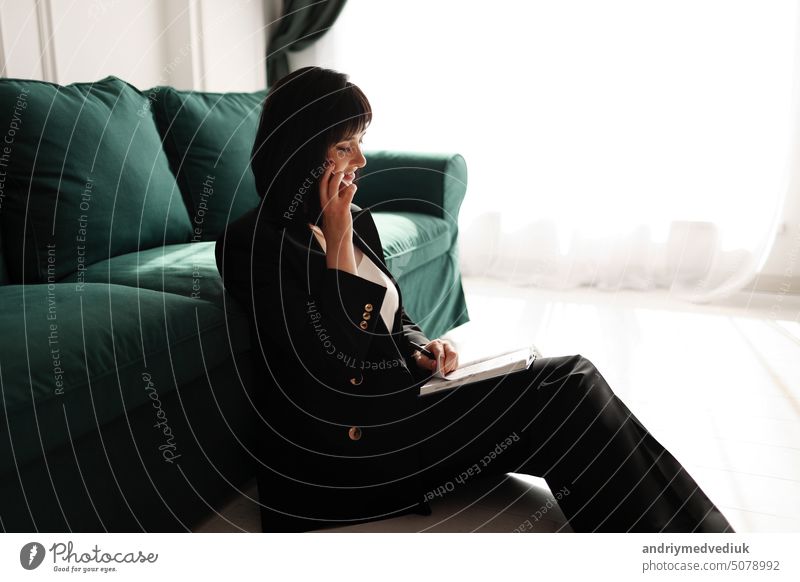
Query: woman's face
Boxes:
[{"xmin": 325, "ymin": 129, "xmax": 367, "ymax": 187}]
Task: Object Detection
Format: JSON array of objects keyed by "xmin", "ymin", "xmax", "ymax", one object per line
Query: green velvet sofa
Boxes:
[{"xmin": 0, "ymin": 75, "xmax": 469, "ymax": 532}]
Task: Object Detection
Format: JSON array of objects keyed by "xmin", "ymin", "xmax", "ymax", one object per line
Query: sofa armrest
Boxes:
[{"xmin": 356, "ymin": 150, "xmax": 468, "ymax": 225}]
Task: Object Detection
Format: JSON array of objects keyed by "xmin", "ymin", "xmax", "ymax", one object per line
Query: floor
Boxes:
[{"xmin": 194, "ymin": 277, "xmax": 800, "ymax": 533}]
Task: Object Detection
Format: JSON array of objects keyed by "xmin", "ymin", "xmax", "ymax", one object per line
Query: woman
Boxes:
[{"xmin": 216, "ymin": 66, "xmax": 734, "ymax": 533}]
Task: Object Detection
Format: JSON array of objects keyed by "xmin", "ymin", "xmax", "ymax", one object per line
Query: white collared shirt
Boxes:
[
  {"xmin": 353, "ymin": 246, "xmax": 399, "ymax": 332},
  {"xmin": 310, "ymin": 226, "xmax": 399, "ymax": 331}
]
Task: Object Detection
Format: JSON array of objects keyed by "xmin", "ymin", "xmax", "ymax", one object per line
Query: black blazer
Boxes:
[{"xmin": 216, "ymin": 202, "xmax": 434, "ymax": 522}]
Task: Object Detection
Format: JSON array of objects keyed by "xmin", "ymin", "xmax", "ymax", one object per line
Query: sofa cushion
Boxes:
[
  {"xmin": 58, "ymin": 242, "xmax": 228, "ymax": 307},
  {"xmin": 372, "ymin": 211, "xmax": 454, "ymax": 278},
  {"xmin": 0, "ymin": 76, "xmax": 192, "ymax": 284},
  {"xmin": 0, "ymin": 283, "xmax": 251, "ymax": 474},
  {"xmin": 59, "ymin": 214, "xmax": 453, "ymax": 303},
  {"xmin": 150, "ymin": 86, "xmax": 265, "ymax": 241}
]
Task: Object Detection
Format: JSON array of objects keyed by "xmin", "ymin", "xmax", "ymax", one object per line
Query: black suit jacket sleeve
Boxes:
[
  {"xmin": 401, "ymin": 309, "xmax": 430, "ymax": 352},
  {"xmin": 350, "ymin": 208, "xmax": 432, "ymax": 353},
  {"xmin": 259, "ymin": 257, "xmax": 388, "ymax": 387},
  {"xmin": 218, "ymin": 220, "xmax": 399, "ymax": 390},
  {"xmin": 218, "ymin": 206, "xmax": 435, "ymax": 390}
]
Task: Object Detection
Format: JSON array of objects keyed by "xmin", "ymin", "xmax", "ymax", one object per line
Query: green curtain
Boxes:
[{"xmin": 266, "ymin": 0, "xmax": 348, "ymax": 87}]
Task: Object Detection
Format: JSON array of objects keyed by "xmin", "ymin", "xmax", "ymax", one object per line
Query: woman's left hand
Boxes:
[{"xmin": 413, "ymin": 339, "xmax": 458, "ymax": 375}]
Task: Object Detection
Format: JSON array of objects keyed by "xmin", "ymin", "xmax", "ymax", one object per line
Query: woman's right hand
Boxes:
[
  {"xmin": 319, "ymin": 158, "xmax": 358, "ymax": 273},
  {"xmin": 413, "ymin": 339, "xmax": 459, "ymax": 375},
  {"xmin": 319, "ymin": 158, "xmax": 357, "ymax": 239}
]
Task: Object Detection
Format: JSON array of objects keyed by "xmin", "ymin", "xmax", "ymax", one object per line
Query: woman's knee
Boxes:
[
  {"xmin": 571, "ymin": 355, "xmax": 620, "ymax": 414},
  {"xmin": 537, "ymin": 353, "xmax": 599, "ymax": 382},
  {"xmin": 521, "ymin": 353, "xmax": 611, "ymax": 402},
  {"xmin": 537, "ymin": 354, "xmax": 614, "ymax": 406},
  {"xmin": 573, "ymin": 354, "xmax": 600, "ymax": 377}
]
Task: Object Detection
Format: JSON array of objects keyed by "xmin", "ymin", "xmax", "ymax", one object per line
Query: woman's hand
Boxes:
[
  {"xmin": 413, "ymin": 339, "xmax": 459, "ymax": 375},
  {"xmin": 319, "ymin": 158, "xmax": 358, "ymax": 274},
  {"xmin": 319, "ymin": 158, "xmax": 357, "ymax": 237}
]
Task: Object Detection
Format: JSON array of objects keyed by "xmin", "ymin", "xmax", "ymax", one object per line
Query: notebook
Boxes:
[{"xmin": 419, "ymin": 344, "xmax": 538, "ymax": 396}]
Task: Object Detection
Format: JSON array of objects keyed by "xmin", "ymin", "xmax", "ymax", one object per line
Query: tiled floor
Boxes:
[{"xmin": 194, "ymin": 277, "xmax": 800, "ymax": 533}]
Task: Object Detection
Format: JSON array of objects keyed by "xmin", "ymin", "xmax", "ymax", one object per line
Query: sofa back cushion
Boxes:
[
  {"xmin": 149, "ymin": 86, "xmax": 266, "ymax": 241},
  {"xmin": 0, "ymin": 76, "xmax": 192, "ymax": 283}
]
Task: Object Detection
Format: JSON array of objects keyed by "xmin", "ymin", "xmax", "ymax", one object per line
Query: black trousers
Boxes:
[{"xmin": 409, "ymin": 354, "xmax": 734, "ymax": 533}]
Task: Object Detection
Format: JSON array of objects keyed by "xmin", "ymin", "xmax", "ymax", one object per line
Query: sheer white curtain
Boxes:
[{"xmin": 295, "ymin": 0, "xmax": 800, "ymax": 302}]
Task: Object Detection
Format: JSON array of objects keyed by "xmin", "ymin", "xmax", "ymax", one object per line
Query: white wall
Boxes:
[
  {"xmin": 291, "ymin": 1, "xmax": 800, "ymax": 296},
  {"xmin": 0, "ymin": 0, "xmax": 271, "ymax": 92}
]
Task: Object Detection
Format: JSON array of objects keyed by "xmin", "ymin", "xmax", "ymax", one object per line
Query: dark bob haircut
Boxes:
[{"xmin": 251, "ymin": 66, "xmax": 372, "ymax": 229}]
